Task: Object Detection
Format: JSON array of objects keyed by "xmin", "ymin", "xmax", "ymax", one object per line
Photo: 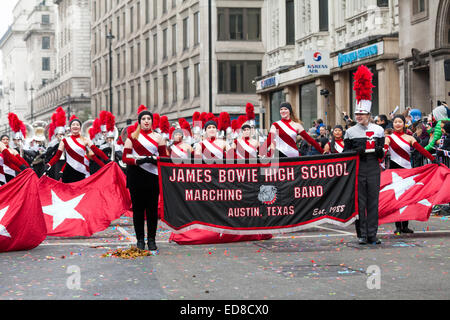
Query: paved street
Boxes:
[{"xmin": 1, "ymin": 214, "xmax": 449, "ymax": 301}]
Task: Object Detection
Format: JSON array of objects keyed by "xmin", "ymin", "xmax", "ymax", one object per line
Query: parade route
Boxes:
[{"xmin": 1, "ymin": 214, "xmax": 449, "ymax": 300}]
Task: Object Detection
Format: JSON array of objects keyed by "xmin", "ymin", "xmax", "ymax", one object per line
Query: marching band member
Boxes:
[
  {"xmin": 45, "ymin": 108, "xmax": 67, "ymax": 180},
  {"xmin": 384, "ymin": 114, "xmax": 436, "ymax": 235},
  {"xmin": 343, "ymin": 65, "xmax": 385, "ymax": 245},
  {"xmin": 232, "ymin": 122, "xmax": 259, "ymax": 160},
  {"xmin": 169, "ymin": 128, "xmax": 193, "ymax": 160},
  {"xmin": 170, "ymin": 115, "xmax": 272, "ymax": 246},
  {"xmin": 262, "ymin": 102, "xmax": 324, "ymax": 158},
  {"xmin": 0, "ymin": 135, "xmax": 28, "ymax": 184},
  {"xmin": 46, "ymin": 117, "xmax": 108, "ymax": 183},
  {"xmin": 122, "ymin": 108, "xmax": 168, "ymax": 251},
  {"xmin": 323, "ymin": 125, "xmax": 345, "ymax": 154},
  {"xmin": 194, "ymin": 120, "xmax": 230, "ymax": 161}
]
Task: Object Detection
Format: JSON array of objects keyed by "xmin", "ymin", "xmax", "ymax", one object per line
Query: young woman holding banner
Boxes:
[
  {"xmin": 261, "ymin": 102, "xmax": 324, "ymax": 158},
  {"xmin": 384, "ymin": 114, "xmax": 436, "ymax": 235},
  {"xmin": 122, "ymin": 109, "xmax": 168, "ymax": 251}
]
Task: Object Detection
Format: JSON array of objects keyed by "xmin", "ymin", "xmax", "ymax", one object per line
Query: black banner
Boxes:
[{"xmin": 158, "ymin": 153, "xmax": 359, "ymax": 235}]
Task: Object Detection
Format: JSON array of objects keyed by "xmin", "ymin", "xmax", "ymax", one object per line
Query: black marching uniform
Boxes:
[{"xmin": 344, "ymin": 122, "xmax": 385, "ymax": 244}]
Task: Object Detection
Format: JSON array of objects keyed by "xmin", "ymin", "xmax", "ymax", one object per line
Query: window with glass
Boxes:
[
  {"xmin": 286, "ymin": 0, "xmax": 295, "ymax": 45},
  {"xmin": 300, "ymin": 82, "xmax": 317, "ymax": 130},
  {"xmin": 42, "ymin": 36, "xmax": 50, "ymax": 49},
  {"xmin": 217, "ymin": 8, "xmax": 261, "ymax": 41},
  {"xmin": 218, "ymin": 60, "xmax": 261, "ymax": 94}
]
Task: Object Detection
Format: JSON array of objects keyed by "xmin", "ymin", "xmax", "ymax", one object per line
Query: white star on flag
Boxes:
[
  {"xmin": 0, "ymin": 206, "xmax": 11, "ymax": 238},
  {"xmin": 42, "ymin": 190, "xmax": 86, "ymax": 231},
  {"xmin": 381, "ymin": 172, "xmax": 424, "ymax": 200},
  {"xmin": 399, "ymin": 199, "xmax": 432, "ymax": 215}
]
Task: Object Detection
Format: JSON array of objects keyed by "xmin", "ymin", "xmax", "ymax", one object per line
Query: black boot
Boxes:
[
  {"xmin": 147, "ymin": 238, "xmax": 158, "ymax": 251},
  {"xmin": 401, "ymin": 221, "xmax": 414, "ymax": 234},
  {"xmin": 136, "ymin": 240, "xmax": 145, "ymax": 250},
  {"xmin": 394, "ymin": 222, "xmax": 402, "ymax": 235}
]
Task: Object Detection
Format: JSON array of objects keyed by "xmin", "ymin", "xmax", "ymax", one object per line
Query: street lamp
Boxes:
[
  {"xmin": 67, "ymin": 94, "xmax": 72, "ymax": 121},
  {"xmin": 106, "ymin": 30, "xmax": 115, "ymax": 114},
  {"xmin": 28, "ymin": 85, "xmax": 35, "ymax": 123}
]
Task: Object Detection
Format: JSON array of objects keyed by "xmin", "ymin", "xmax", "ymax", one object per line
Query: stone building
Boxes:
[
  {"xmin": 396, "ymin": 0, "xmax": 450, "ymax": 114},
  {"xmin": 256, "ymin": 0, "xmax": 401, "ymax": 129},
  {"xmin": 91, "ymin": 0, "xmax": 266, "ymax": 128}
]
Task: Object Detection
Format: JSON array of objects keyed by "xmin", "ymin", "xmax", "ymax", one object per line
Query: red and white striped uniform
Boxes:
[
  {"xmin": 333, "ymin": 139, "xmax": 344, "ymax": 153},
  {"xmin": 0, "ymin": 154, "xmax": 6, "ymax": 185},
  {"xmin": 387, "ymin": 132, "xmax": 412, "ymax": 169},
  {"xmin": 272, "ymin": 120, "xmax": 300, "ymax": 157},
  {"xmin": 201, "ymin": 138, "xmax": 224, "ymax": 161},
  {"xmin": 131, "ymin": 131, "xmax": 159, "ymax": 175},
  {"xmin": 170, "ymin": 142, "xmax": 190, "ymax": 160},
  {"xmin": 236, "ymin": 138, "xmax": 258, "ymax": 159},
  {"xmin": 63, "ymin": 136, "xmax": 91, "ymax": 177}
]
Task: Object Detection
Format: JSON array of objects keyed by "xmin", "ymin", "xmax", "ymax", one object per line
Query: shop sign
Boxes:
[{"xmin": 338, "ymin": 42, "xmax": 384, "ymax": 67}]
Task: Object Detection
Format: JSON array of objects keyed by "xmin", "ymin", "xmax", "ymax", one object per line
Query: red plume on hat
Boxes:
[
  {"xmin": 159, "ymin": 115, "xmax": 170, "ymax": 134},
  {"xmin": 246, "ymin": 103, "xmax": 255, "ymax": 121},
  {"xmin": 200, "ymin": 112, "xmax": 208, "ymax": 127},
  {"xmin": 99, "ymin": 110, "xmax": 108, "ymax": 124},
  {"xmin": 127, "ymin": 122, "xmax": 138, "ymax": 137},
  {"xmin": 89, "ymin": 118, "xmax": 101, "ymax": 140},
  {"xmin": 8, "ymin": 113, "xmax": 26, "ymax": 137},
  {"xmin": 181, "ymin": 120, "xmax": 192, "ymax": 136},
  {"xmin": 106, "ymin": 112, "xmax": 115, "ymax": 132},
  {"xmin": 353, "ymin": 65, "xmax": 374, "ymax": 103},
  {"xmin": 55, "ymin": 107, "xmax": 67, "ymax": 127},
  {"xmin": 152, "ymin": 113, "xmax": 160, "ymax": 131},
  {"xmin": 137, "ymin": 105, "xmax": 148, "ymax": 114},
  {"xmin": 237, "ymin": 115, "xmax": 248, "ymax": 128},
  {"xmin": 219, "ymin": 112, "xmax": 231, "ymax": 131},
  {"xmin": 69, "ymin": 115, "xmax": 78, "ymax": 122},
  {"xmin": 49, "ymin": 107, "xmax": 66, "ymax": 139},
  {"xmin": 48, "ymin": 122, "xmax": 56, "ymax": 140},
  {"xmin": 169, "ymin": 127, "xmax": 176, "ymax": 139},
  {"xmin": 178, "ymin": 118, "xmax": 192, "ymax": 136},
  {"xmin": 231, "ymin": 119, "xmax": 239, "ymax": 132}
]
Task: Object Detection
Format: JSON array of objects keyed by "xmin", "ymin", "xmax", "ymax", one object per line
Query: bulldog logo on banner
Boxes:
[
  {"xmin": 158, "ymin": 153, "xmax": 359, "ymax": 235},
  {"xmin": 258, "ymin": 185, "xmax": 277, "ymax": 205}
]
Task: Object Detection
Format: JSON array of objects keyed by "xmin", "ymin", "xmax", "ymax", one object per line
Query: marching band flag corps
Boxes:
[{"xmin": 1, "ymin": 95, "xmax": 450, "ymax": 252}]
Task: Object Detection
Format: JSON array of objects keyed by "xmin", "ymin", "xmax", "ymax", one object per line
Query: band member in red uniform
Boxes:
[
  {"xmin": 122, "ymin": 109, "xmax": 168, "ymax": 251},
  {"xmin": 194, "ymin": 120, "xmax": 230, "ymax": 161},
  {"xmin": 46, "ymin": 117, "xmax": 108, "ymax": 183},
  {"xmin": 384, "ymin": 114, "xmax": 436, "ymax": 235},
  {"xmin": 232, "ymin": 122, "xmax": 259, "ymax": 160},
  {"xmin": 0, "ymin": 135, "xmax": 29, "ymax": 183},
  {"xmin": 323, "ymin": 125, "xmax": 344, "ymax": 154},
  {"xmin": 169, "ymin": 128, "xmax": 193, "ymax": 160},
  {"xmin": 262, "ymin": 102, "xmax": 324, "ymax": 158}
]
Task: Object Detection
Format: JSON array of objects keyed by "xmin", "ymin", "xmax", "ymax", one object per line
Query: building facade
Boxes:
[
  {"xmin": 23, "ymin": 1, "xmax": 58, "ymax": 123},
  {"xmin": 31, "ymin": 0, "xmax": 92, "ymax": 124},
  {"xmin": 256, "ymin": 0, "xmax": 400, "ymax": 130},
  {"xmin": 0, "ymin": 0, "xmax": 36, "ymax": 133},
  {"xmin": 91, "ymin": 0, "xmax": 266, "ymax": 128},
  {"xmin": 397, "ymin": 0, "xmax": 450, "ymax": 114}
]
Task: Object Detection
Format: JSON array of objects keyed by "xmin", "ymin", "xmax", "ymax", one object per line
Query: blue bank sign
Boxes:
[{"xmin": 338, "ymin": 42, "xmax": 384, "ymax": 67}]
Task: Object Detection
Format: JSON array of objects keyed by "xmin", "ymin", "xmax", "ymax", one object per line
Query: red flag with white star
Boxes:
[
  {"xmin": 0, "ymin": 169, "xmax": 47, "ymax": 252},
  {"xmin": 39, "ymin": 162, "xmax": 132, "ymax": 237},
  {"xmin": 379, "ymin": 164, "xmax": 450, "ymax": 225}
]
